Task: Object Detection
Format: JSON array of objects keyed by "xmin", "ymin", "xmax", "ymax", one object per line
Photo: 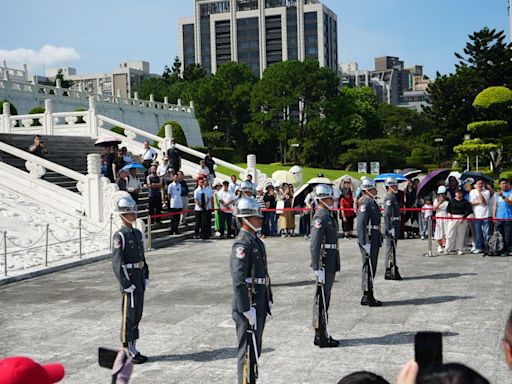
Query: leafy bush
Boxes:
[
  {"xmin": 154, "ymin": 120, "xmax": 187, "ymax": 147},
  {"xmin": 467, "ymin": 120, "xmax": 508, "ymax": 135},
  {"xmin": 453, "ymin": 138, "xmax": 498, "ymax": 156},
  {"xmin": 411, "ymin": 148, "xmax": 425, "ymax": 157},
  {"xmin": 29, "ymin": 106, "xmax": 45, "ymax": 126},
  {"xmin": 181, "ymin": 146, "xmax": 240, "ymax": 165},
  {"xmin": 0, "ymin": 99, "xmax": 17, "ymax": 115},
  {"xmin": 473, "ymin": 86, "xmax": 512, "ymax": 109},
  {"xmin": 74, "ymin": 107, "xmax": 86, "ymax": 124},
  {"xmin": 111, "ymin": 126, "xmax": 126, "ymax": 136}
]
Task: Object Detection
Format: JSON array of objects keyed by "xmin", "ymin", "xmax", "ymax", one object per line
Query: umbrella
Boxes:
[
  {"xmin": 94, "ymin": 136, "xmax": 122, "ymax": 147},
  {"xmin": 334, "ymin": 174, "xmax": 361, "ymax": 190},
  {"xmin": 292, "ymin": 177, "xmax": 333, "ymax": 207},
  {"xmin": 121, "ymin": 163, "xmax": 145, "ymax": 171},
  {"xmin": 416, "ymin": 169, "xmax": 451, "ymax": 198},
  {"xmin": 445, "ymin": 171, "xmax": 462, "ymax": 183},
  {"xmin": 373, "ymin": 173, "xmax": 408, "ymax": 183},
  {"xmin": 461, "ymin": 172, "xmax": 494, "ymax": 184},
  {"xmin": 400, "ymin": 168, "xmax": 422, "ymax": 179},
  {"xmin": 272, "ymin": 170, "xmax": 298, "ymax": 186}
]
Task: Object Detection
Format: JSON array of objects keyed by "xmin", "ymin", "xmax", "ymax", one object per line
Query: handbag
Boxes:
[{"xmin": 276, "ymin": 200, "xmax": 285, "ymax": 215}]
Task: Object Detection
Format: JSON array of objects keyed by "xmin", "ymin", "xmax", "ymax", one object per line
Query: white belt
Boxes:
[
  {"xmin": 392, "ymin": 217, "xmax": 401, "ymax": 221},
  {"xmin": 368, "ymin": 225, "xmax": 380, "ymax": 230},
  {"xmin": 124, "ymin": 262, "xmax": 145, "ymax": 269},
  {"xmin": 245, "ymin": 277, "xmax": 267, "ymax": 285},
  {"xmin": 324, "ymin": 244, "xmax": 337, "ymax": 250}
]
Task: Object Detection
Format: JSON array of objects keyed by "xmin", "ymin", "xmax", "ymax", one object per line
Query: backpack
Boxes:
[{"xmin": 486, "ymin": 231, "xmax": 504, "ymax": 256}]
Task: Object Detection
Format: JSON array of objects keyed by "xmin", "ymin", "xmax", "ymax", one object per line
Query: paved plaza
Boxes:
[{"xmin": 1, "ymin": 235, "xmax": 511, "ymax": 383}]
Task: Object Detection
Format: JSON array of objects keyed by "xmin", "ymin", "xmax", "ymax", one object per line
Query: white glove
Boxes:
[
  {"xmin": 389, "ymin": 228, "xmax": 395, "ymax": 238},
  {"xmin": 243, "ymin": 307, "xmax": 257, "ymax": 329},
  {"xmin": 268, "ymin": 301, "xmax": 273, "ymax": 312},
  {"xmin": 145, "ymin": 279, "xmax": 150, "ymax": 287},
  {"xmin": 314, "ymin": 269, "xmax": 325, "ymax": 284},
  {"xmin": 124, "ymin": 284, "xmax": 136, "ymax": 293},
  {"xmin": 362, "ymin": 243, "xmax": 371, "ymax": 254}
]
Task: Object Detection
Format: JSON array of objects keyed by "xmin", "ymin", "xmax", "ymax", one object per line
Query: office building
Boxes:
[{"xmin": 178, "ymin": 0, "xmax": 338, "ymax": 77}]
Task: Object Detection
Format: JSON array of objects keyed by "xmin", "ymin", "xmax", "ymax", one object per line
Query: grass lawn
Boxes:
[{"xmin": 216, "ymin": 163, "xmax": 370, "ymax": 182}]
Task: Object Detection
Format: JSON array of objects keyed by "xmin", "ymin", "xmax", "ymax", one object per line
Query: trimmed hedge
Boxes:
[
  {"xmin": 155, "ymin": 120, "xmax": 187, "ymax": 146},
  {"xmin": 29, "ymin": 106, "xmax": 45, "ymax": 126},
  {"xmin": 473, "ymin": 86, "xmax": 512, "ymax": 109},
  {"xmin": 467, "ymin": 120, "xmax": 508, "ymax": 135},
  {"xmin": 181, "ymin": 146, "xmax": 241, "ymax": 165},
  {"xmin": 0, "ymin": 99, "xmax": 17, "ymax": 115},
  {"xmin": 111, "ymin": 126, "xmax": 126, "ymax": 136}
]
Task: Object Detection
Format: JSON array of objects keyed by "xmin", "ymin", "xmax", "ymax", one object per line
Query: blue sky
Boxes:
[{"xmin": 0, "ymin": 0, "xmax": 509, "ymax": 78}]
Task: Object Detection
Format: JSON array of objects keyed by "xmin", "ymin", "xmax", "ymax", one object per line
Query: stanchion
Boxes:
[
  {"xmin": 4, "ymin": 231, "xmax": 7, "ymax": 276},
  {"xmin": 147, "ymin": 217, "xmax": 152, "ymax": 251},
  {"xmin": 109, "ymin": 214, "xmax": 113, "ymax": 250},
  {"xmin": 423, "ymin": 216, "xmax": 434, "ymax": 257},
  {"xmin": 78, "ymin": 219, "xmax": 82, "ymax": 259},
  {"xmin": 45, "ymin": 224, "xmax": 49, "ymax": 266}
]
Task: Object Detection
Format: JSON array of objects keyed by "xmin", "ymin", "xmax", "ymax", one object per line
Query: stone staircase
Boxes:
[{"xmin": 0, "ymin": 133, "xmax": 205, "ymax": 248}]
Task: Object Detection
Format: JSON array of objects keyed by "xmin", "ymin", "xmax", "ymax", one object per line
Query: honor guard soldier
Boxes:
[
  {"xmin": 230, "ymin": 197, "xmax": 273, "ymax": 384},
  {"xmin": 310, "ymin": 184, "xmax": 340, "ymax": 348},
  {"xmin": 112, "ymin": 195, "xmax": 150, "ymax": 364},
  {"xmin": 383, "ymin": 177, "xmax": 402, "ymax": 280},
  {"xmin": 357, "ymin": 179, "xmax": 383, "ymax": 307}
]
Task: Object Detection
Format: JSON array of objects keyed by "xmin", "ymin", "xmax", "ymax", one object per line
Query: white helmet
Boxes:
[
  {"xmin": 313, "ymin": 184, "xmax": 334, "ymax": 201},
  {"xmin": 114, "ymin": 196, "xmax": 138, "ymax": 215},
  {"xmin": 384, "ymin": 177, "xmax": 398, "ymax": 188},
  {"xmin": 361, "ymin": 178, "xmax": 377, "ymax": 191},
  {"xmin": 235, "ymin": 197, "xmax": 263, "ymax": 218}
]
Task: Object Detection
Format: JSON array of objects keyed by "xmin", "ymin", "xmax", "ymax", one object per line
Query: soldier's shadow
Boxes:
[
  {"xmin": 149, "ymin": 347, "xmax": 274, "ymax": 362},
  {"xmin": 401, "ymin": 272, "xmax": 477, "ymax": 281},
  {"xmin": 272, "ymin": 280, "xmax": 316, "ymax": 288},
  {"xmin": 338, "ymin": 331, "xmax": 458, "ymax": 347},
  {"xmin": 383, "ymin": 295, "xmax": 474, "ymax": 307}
]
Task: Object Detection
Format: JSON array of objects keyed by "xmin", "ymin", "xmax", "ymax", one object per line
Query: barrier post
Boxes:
[
  {"xmin": 3, "ymin": 231, "xmax": 7, "ymax": 276},
  {"xmin": 45, "ymin": 224, "xmax": 49, "ymax": 267},
  {"xmin": 109, "ymin": 214, "xmax": 113, "ymax": 250},
  {"xmin": 79, "ymin": 219, "xmax": 82, "ymax": 259},
  {"xmin": 147, "ymin": 217, "xmax": 152, "ymax": 251},
  {"xmin": 423, "ymin": 216, "xmax": 434, "ymax": 257}
]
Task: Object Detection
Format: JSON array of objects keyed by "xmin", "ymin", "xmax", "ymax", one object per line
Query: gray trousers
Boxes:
[
  {"xmin": 120, "ymin": 288, "xmax": 144, "ymax": 344},
  {"xmin": 314, "ymin": 272, "xmax": 335, "ymax": 334},
  {"xmin": 360, "ymin": 242, "xmax": 379, "ymax": 291},
  {"xmin": 233, "ymin": 310, "xmax": 266, "ymax": 384},
  {"xmin": 384, "ymin": 235, "xmax": 397, "ymax": 269}
]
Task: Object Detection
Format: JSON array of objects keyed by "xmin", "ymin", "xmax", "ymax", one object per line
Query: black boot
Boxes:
[
  {"xmin": 394, "ymin": 266, "xmax": 402, "ymax": 280},
  {"xmin": 131, "ymin": 352, "xmax": 148, "ymax": 364},
  {"xmin": 384, "ymin": 268, "xmax": 394, "ymax": 280},
  {"xmin": 368, "ymin": 291, "xmax": 382, "ymax": 307},
  {"xmin": 361, "ymin": 291, "xmax": 369, "ymax": 306},
  {"xmin": 315, "ymin": 330, "xmax": 339, "ymax": 348},
  {"xmin": 314, "ymin": 330, "xmax": 321, "ymax": 346}
]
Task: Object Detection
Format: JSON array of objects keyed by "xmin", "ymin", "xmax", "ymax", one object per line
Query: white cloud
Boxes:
[{"xmin": 0, "ymin": 45, "xmax": 80, "ymax": 68}]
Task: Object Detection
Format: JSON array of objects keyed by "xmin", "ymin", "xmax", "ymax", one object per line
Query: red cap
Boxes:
[{"xmin": 0, "ymin": 357, "xmax": 65, "ymax": 384}]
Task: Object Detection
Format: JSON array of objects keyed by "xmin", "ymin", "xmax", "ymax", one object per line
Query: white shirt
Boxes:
[
  {"xmin": 217, "ymin": 189, "xmax": 235, "ymax": 210},
  {"xmin": 157, "ymin": 164, "xmax": 169, "ymax": 177},
  {"xmin": 139, "ymin": 147, "xmax": 157, "ymax": 161},
  {"xmin": 469, "ymin": 188, "xmax": 491, "ymax": 218},
  {"xmin": 167, "ymin": 182, "xmax": 183, "ymax": 209},
  {"xmin": 126, "ymin": 175, "xmax": 142, "ymax": 192},
  {"xmin": 194, "ymin": 187, "xmax": 213, "ymax": 211},
  {"xmin": 123, "ymin": 154, "xmax": 133, "ymax": 163},
  {"xmin": 229, "ymin": 181, "xmax": 240, "ymax": 195},
  {"xmin": 197, "ymin": 167, "xmax": 209, "ymax": 179}
]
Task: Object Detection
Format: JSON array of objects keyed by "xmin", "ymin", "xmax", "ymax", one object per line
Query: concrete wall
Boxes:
[{"xmin": 0, "ymin": 79, "xmax": 204, "ymax": 147}]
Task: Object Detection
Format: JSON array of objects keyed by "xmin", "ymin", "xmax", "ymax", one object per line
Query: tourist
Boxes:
[
  {"xmin": 177, "ymin": 171, "xmax": 190, "ymax": 227},
  {"xmin": 445, "ymin": 187, "xmax": 472, "ymax": 255},
  {"xmin": 111, "ymin": 149, "xmax": 126, "ymax": 180},
  {"xmin": 404, "ymin": 180, "xmax": 419, "ymax": 238},
  {"xmin": 340, "ymin": 188, "xmax": 356, "ymax": 238},
  {"xmin": 204, "ymin": 150, "xmax": 216, "ymax": 186},
  {"xmin": 447, "ymin": 175, "xmax": 459, "ymax": 198},
  {"xmin": 126, "ymin": 168, "xmax": 142, "ymax": 204},
  {"xmin": 263, "ymin": 184, "xmax": 278, "ymax": 236},
  {"xmin": 420, "ymin": 195, "xmax": 434, "ymax": 240},
  {"xmin": 197, "ymin": 160, "xmax": 210, "ymax": 181},
  {"xmin": 121, "ymin": 146, "xmax": 132, "ymax": 163},
  {"xmin": 167, "ymin": 173, "xmax": 183, "ymax": 235},
  {"xmin": 157, "ymin": 157, "xmax": 171, "ymax": 206},
  {"xmin": 138, "ymin": 140, "xmax": 157, "ymax": 177},
  {"xmin": 116, "ymin": 169, "xmax": 128, "ymax": 191},
  {"xmin": 217, "ymin": 180, "xmax": 235, "ymax": 239},
  {"xmin": 338, "ymin": 371, "xmax": 390, "ymax": 384},
  {"xmin": 100, "ymin": 153, "xmax": 108, "ymax": 177},
  {"xmin": 504, "ymin": 308, "xmax": 512, "ymax": 369},
  {"xmin": 228, "ymin": 175, "xmax": 240, "ymax": 195},
  {"xmin": 28, "ymin": 134, "xmax": 47, "ymax": 158},
  {"xmin": 104, "ymin": 145, "xmax": 117, "ymax": 183},
  {"xmin": 433, "ymin": 186, "xmax": 449, "ymax": 253},
  {"xmin": 166, "ymin": 138, "xmax": 181, "ymax": 172},
  {"xmin": 193, "ymin": 178, "xmax": 213, "ymax": 240},
  {"xmin": 146, "ymin": 165, "xmax": 162, "ymax": 225},
  {"xmin": 213, "ymin": 181, "xmax": 222, "ymax": 236},
  {"xmin": 493, "ymin": 178, "xmax": 512, "ymax": 256},
  {"xmin": 278, "ymin": 184, "xmax": 295, "ymax": 237},
  {"xmin": 469, "ymin": 179, "xmax": 491, "ymax": 253}
]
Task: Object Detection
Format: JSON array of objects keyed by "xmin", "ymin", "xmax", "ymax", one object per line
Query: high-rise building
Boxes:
[{"xmin": 178, "ymin": 0, "xmax": 338, "ymax": 77}]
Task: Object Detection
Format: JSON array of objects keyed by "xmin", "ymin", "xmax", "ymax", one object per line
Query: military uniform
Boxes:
[
  {"xmin": 112, "ymin": 225, "xmax": 149, "ymax": 348},
  {"xmin": 383, "ymin": 191, "xmax": 402, "ymax": 279},
  {"xmin": 357, "ymin": 195, "xmax": 382, "ymax": 305},
  {"xmin": 310, "ymin": 207, "xmax": 340, "ymax": 344},
  {"xmin": 230, "ymin": 229, "xmax": 272, "ymax": 384}
]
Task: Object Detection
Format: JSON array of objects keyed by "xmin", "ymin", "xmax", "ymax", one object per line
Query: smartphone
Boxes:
[{"xmin": 414, "ymin": 331, "xmax": 443, "ymax": 375}]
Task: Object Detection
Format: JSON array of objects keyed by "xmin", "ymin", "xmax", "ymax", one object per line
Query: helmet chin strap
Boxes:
[
  {"xmin": 242, "ymin": 218, "xmax": 261, "ymax": 233},
  {"xmin": 319, "ymin": 199, "xmax": 334, "ymax": 210}
]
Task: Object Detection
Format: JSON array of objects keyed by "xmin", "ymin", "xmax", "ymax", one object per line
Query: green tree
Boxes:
[
  {"xmin": 0, "ymin": 99, "xmax": 17, "ymax": 115},
  {"xmin": 138, "ymin": 77, "xmax": 170, "ymax": 102},
  {"xmin": 339, "ymin": 138, "xmax": 412, "ymax": 171},
  {"xmin": 154, "ymin": 120, "xmax": 187, "ymax": 147},
  {"xmin": 183, "ymin": 63, "xmax": 207, "ymax": 82},
  {"xmin": 29, "ymin": 106, "xmax": 45, "ymax": 126},
  {"xmin": 53, "ymin": 69, "xmax": 73, "ymax": 88}
]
